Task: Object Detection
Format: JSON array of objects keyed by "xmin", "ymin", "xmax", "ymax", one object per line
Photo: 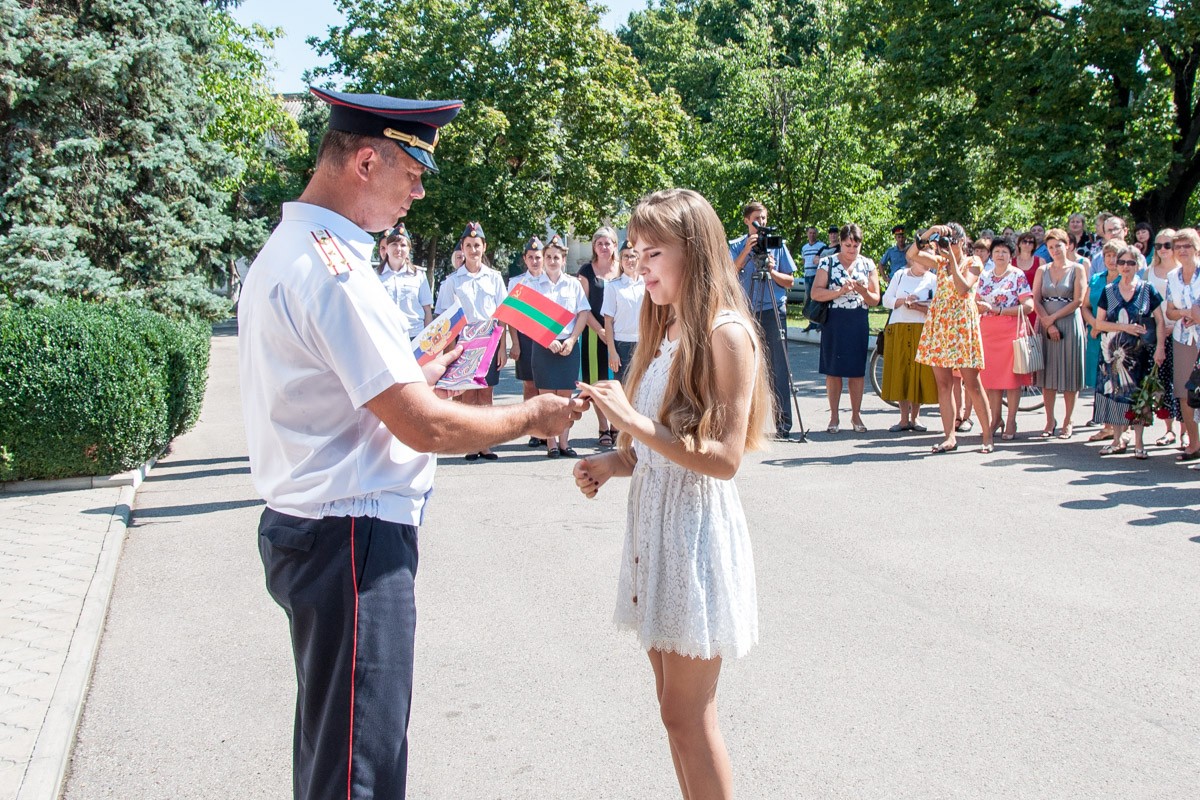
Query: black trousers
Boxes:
[
  {"xmin": 259, "ymin": 508, "xmax": 419, "ymax": 800},
  {"xmin": 754, "ymin": 307, "xmax": 793, "ymax": 434}
]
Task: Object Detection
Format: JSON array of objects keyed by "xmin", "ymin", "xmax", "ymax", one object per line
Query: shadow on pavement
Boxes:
[{"xmin": 129, "ymin": 498, "xmax": 265, "ymax": 519}]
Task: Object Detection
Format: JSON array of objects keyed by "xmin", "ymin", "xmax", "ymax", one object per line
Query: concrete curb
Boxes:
[
  {"xmin": 786, "ymin": 326, "xmax": 879, "ymax": 349},
  {"xmin": 2, "ymin": 454, "xmax": 160, "ymax": 494}
]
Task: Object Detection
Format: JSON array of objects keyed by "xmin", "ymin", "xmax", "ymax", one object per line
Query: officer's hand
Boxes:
[
  {"xmin": 422, "ymin": 345, "xmax": 463, "ymax": 386},
  {"xmin": 526, "ymin": 394, "xmax": 589, "ymax": 439}
]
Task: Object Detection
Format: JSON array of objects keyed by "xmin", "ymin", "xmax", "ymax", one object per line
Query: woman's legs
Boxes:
[
  {"xmin": 554, "ymin": 388, "xmax": 574, "ymax": 449},
  {"xmin": 648, "ymin": 651, "xmax": 688, "ymax": 796},
  {"xmin": 960, "ymin": 368, "xmax": 993, "ymax": 448},
  {"xmin": 826, "ymin": 376, "xmax": 843, "ymax": 428},
  {"xmin": 1180, "ymin": 404, "xmax": 1199, "ymax": 456},
  {"xmin": 521, "ymin": 380, "xmax": 537, "ymax": 401},
  {"xmin": 898, "ymin": 400, "xmax": 913, "ymax": 427},
  {"xmin": 985, "ymin": 389, "xmax": 1003, "ymax": 431},
  {"xmin": 651, "ymin": 649, "xmax": 732, "ymax": 800},
  {"xmin": 1061, "ymin": 391, "xmax": 1078, "ymax": 436},
  {"xmin": 848, "ymin": 377, "xmax": 865, "ymax": 427},
  {"xmin": 932, "ymin": 366, "xmax": 957, "ymax": 448},
  {"xmin": 1041, "ymin": 389, "xmax": 1058, "ymax": 434},
  {"xmin": 1004, "ymin": 389, "xmax": 1021, "ymax": 436}
]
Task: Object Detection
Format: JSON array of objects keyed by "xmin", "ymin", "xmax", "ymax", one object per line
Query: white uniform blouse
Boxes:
[
  {"xmin": 238, "ymin": 202, "xmax": 433, "ymax": 526},
  {"xmin": 435, "ymin": 264, "xmax": 507, "ymax": 323},
  {"xmin": 378, "ymin": 265, "xmax": 433, "ymax": 334},
  {"xmin": 600, "ymin": 274, "xmax": 646, "ymax": 342}
]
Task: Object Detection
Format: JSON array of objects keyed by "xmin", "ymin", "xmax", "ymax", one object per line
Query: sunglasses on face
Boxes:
[
  {"xmin": 1156, "ymin": 241, "xmax": 1172, "ymax": 248},
  {"xmin": 1116, "ymin": 259, "xmax": 1139, "ymax": 266}
]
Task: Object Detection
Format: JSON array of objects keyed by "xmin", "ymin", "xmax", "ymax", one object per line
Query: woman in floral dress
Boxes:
[
  {"xmin": 914, "ymin": 223, "xmax": 994, "ymax": 453},
  {"xmin": 975, "ymin": 237, "xmax": 1034, "ymax": 439}
]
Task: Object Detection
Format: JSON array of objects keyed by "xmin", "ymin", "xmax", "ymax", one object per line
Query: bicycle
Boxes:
[{"xmin": 869, "ymin": 342, "xmax": 1044, "ymax": 411}]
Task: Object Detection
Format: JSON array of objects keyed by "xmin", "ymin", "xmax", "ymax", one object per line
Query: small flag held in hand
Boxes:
[{"xmin": 493, "ymin": 283, "xmax": 575, "ymax": 346}]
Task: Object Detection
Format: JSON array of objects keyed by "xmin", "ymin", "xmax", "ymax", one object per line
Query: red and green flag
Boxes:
[{"xmin": 493, "ymin": 283, "xmax": 575, "ymax": 347}]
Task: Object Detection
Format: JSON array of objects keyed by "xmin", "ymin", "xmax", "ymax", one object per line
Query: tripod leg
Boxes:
[{"xmin": 752, "ymin": 276, "xmax": 807, "ymax": 441}]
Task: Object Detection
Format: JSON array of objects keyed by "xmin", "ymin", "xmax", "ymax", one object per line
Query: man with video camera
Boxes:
[{"xmin": 730, "ymin": 201, "xmax": 798, "ymax": 439}]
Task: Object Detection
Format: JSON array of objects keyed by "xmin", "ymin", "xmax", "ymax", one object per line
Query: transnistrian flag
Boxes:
[{"xmin": 493, "ymin": 283, "xmax": 575, "ymax": 347}]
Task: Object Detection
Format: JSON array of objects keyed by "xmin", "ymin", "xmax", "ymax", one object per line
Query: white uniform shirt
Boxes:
[
  {"xmin": 507, "ymin": 271, "xmax": 543, "ymax": 293},
  {"xmin": 435, "ymin": 264, "xmax": 507, "ymax": 323},
  {"xmin": 531, "ymin": 272, "xmax": 590, "ymax": 339},
  {"xmin": 238, "ymin": 202, "xmax": 433, "ymax": 526},
  {"xmin": 600, "ymin": 274, "xmax": 645, "ymax": 342},
  {"xmin": 378, "ymin": 265, "xmax": 433, "ymax": 334}
]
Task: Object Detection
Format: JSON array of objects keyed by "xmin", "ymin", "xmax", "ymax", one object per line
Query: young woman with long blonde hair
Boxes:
[{"xmin": 573, "ymin": 189, "xmax": 770, "ymax": 800}]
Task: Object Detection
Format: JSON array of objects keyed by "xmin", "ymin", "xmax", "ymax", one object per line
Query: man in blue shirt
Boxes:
[
  {"xmin": 730, "ymin": 201, "xmax": 797, "ymax": 439},
  {"xmin": 878, "ymin": 224, "xmax": 909, "ymax": 279}
]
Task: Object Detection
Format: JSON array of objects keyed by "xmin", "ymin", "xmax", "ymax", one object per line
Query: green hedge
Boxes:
[{"xmin": 0, "ymin": 301, "xmax": 210, "ymax": 481}]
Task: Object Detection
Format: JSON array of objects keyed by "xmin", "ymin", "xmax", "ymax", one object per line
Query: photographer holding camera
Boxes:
[{"xmin": 730, "ymin": 201, "xmax": 798, "ymax": 439}]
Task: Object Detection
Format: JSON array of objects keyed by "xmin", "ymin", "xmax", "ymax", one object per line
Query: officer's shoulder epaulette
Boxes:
[{"xmin": 310, "ymin": 229, "xmax": 354, "ymax": 277}]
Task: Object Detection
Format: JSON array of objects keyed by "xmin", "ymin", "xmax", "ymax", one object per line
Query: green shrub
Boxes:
[{"xmin": 0, "ymin": 300, "xmax": 210, "ymax": 480}]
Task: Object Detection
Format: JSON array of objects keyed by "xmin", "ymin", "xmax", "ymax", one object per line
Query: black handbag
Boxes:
[
  {"xmin": 802, "ymin": 295, "xmax": 829, "ymax": 325},
  {"xmin": 1187, "ymin": 362, "xmax": 1200, "ymax": 409}
]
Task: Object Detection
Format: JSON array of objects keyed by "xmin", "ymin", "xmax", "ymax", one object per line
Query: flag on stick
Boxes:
[
  {"xmin": 411, "ymin": 302, "xmax": 467, "ymax": 365},
  {"xmin": 493, "ymin": 283, "xmax": 575, "ymax": 347}
]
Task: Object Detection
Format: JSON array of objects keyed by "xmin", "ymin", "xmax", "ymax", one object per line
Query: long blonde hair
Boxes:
[{"xmin": 619, "ymin": 189, "xmax": 772, "ymax": 454}]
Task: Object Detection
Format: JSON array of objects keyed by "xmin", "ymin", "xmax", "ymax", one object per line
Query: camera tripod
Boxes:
[{"xmin": 749, "ymin": 260, "xmax": 808, "ymax": 442}]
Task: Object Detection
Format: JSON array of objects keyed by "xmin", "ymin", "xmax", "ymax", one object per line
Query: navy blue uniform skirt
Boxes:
[
  {"xmin": 259, "ymin": 509, "xmax": 419, "ymax": 800},
  {"xmin": 533, "ymin": 341, "xmax": 582, "ymax": 391},
  {"xmin": 819, "ymin": 306, "xmax": 869, "ymax": 378},
  {"xmin": 514, "ymin": 331, "xmax": 535, "ymax": 382}
]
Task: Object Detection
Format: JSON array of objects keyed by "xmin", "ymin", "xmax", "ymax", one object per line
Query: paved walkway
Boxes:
[
  {"xmin": 6, "ymin": 325, "xmax": 1200, "ymax": 799},
  {"xmin": 0, "ymin": 485, "xmax": 129, "ymax": 800}
]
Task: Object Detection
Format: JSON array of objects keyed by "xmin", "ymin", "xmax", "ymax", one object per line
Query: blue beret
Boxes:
[{"xmin": 310, "ymin": 87, "xmax": 462, "ymax": 172}]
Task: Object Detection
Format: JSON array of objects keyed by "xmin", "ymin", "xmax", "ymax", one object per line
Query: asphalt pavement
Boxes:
[{"xmin": 61, "ymin": 328, "xmax": 1200, "ymax": 799}]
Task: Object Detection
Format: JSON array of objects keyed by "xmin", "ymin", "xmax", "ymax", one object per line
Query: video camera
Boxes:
[{"xmin": 750, "ymin": 221, "xmax": 785, "ymax": 280}]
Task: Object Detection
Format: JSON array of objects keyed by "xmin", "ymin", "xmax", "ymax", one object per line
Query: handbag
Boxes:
[
  {"xmin": 1012, "ymin": 309, "xmax": 1044, "ymax": 374},
  {"xmin": 802, "ymin": 295, "xmax": 829, "ymax": 326},
  {"xmin": 1186, "ymin": 361, "xmax": 1200, "ymax": 409}
]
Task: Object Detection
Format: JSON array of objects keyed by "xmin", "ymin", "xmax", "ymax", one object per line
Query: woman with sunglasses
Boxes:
[
  {"xmin": 1092, "ymin": 245, "xmax": 1167, "ymax": 459},
  {"xmin": 1015, "ymin": 231, "xmax": 1044, "ymax": 289},
  {"xmin": 1165, "ymin": 228, "xmax": 1200, "ymax": 462},
  {"xmin": 1032, "ymin": 228, "xmax": 1087, "ymax": 438},
  {"xmin": 1145, "ymin": 229, "xmax": 1184, "ymax": 447}
]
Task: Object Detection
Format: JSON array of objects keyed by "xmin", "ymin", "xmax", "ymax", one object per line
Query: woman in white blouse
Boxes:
[
  {"xmin": 880, "ymin": 258, "xmax": 938, "ymax": 431},
  {"xmin": 1165, "ymin": 228, "xmax": 1200, "ymax": 462}
]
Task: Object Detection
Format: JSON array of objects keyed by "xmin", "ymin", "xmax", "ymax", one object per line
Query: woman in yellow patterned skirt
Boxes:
[{"xmin": 913, "ymin": 223, "xmax": 994, "ymax": 453}]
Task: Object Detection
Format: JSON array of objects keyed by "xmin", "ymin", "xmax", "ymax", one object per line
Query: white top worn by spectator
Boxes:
[
  {"xmin": 801, "ymin": 240, "xmax": 826, "ymax": 278},
  {"xmin": 532, "ymin": 272, "xmax": 590, "ymax": 339},
  {"xmin": 378, "ymin": 265, "xmax": 433, "ymax": 334},
  {"xmin": 601, "ymin": 273, "xmax": 646, "ymax": 343},
  {"xmin": 238, "ymin": 202, "xmax": 433, "ymax": 526},
  {"xmin": 435, "ymin": 264, "xmax": 507, "ymax": 322},
  {"xmin": 882, "ymin": 268, "xmax": 937, "ymax": 325},
  {"xmin": 1166, "ymin": 265, "xmax": 1200, "ymax": 347}
]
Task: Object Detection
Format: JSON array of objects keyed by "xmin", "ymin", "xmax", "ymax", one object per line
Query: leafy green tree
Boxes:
[
  {"xmin": 0, "ymin": 0, "xmax": 239, "ymax": 318},
  {"xmin": 312, "ymin": 0, "xmax": 687, "ymax": 264},
  {"xmin": 852, "ymin": 0, "xmax": 1200, "ymax": 228}
]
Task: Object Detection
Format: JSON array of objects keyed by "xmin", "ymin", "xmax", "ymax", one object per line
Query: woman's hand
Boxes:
[
  {"xmin": 977, "ymin": 300, "xmax": 995, "ymax": 315},
  {"xmin": 1047, "ymin": 325, "xmax": 1062, "ymax": 341},
  {"xmin": 549, "ymin": 340, "xmax": 564, "ymax": 355},
  {"xmin": 608, "ymin": 347, "xmax": 621, "ymax": 373},
  {"xmin": 1154, "ymin": 344, "xmax": 1166, "ymax": 366},
  {"xmin": 561, "ymin": 339, "xmax": 575, "ymax": 356},
  {"xmin": 573, "ymin": 454, "xmax": 616, "ymax": 499},
  {"xmin": 508, "ymin": 345, "xmax": 521, "ymax": 361},
  {"xmin": 576, "ymin": 379, "xmax": 645, "ymax": 434},
  {"xmin": 1125, "ymin": 323, "xmax": 1146, "ymax": 336}
]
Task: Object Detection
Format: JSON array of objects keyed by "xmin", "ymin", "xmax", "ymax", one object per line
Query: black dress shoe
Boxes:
[
  {"xmin": 560, "ymin": 447, "xmax": 579, "ymax": 458},
  {"xmin": 480, "ymin": 451, "xmax": 499, "ymax": 461},
  {"xmin": 546, "ymin": 448, "xmax": 561, "ymax": 459},
  {"xmin": 464, "ymin": 452, "xmax": 481, "ymax": 462},
  {"xmin": 527, "ymin": 437, "xmax": 546, "ymax": 448}
]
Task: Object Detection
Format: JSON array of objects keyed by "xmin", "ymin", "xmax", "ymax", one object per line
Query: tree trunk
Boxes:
[{"xmin": 1130, "ymin": 154, "xmax": 1200, "ymax": 228}]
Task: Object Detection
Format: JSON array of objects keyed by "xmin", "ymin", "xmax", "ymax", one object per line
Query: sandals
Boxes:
[
  {"xmin": 1087, "ymin": 429, "xmax": 1114, "ymax": 442},
  {"xmin": 930, "ymin": 441, "xmax": 959, "ymax": 454},
  {"xmin": 1156, "ymin": 432, "xmax": 1177, "ymax": 447},
  {"xmin": 1134, "ymin": 448, "xmax": 1149, "ymax": 460},
  {"xmin": 1177, "ymin": 450, "xmax": 1200, "ymax": 463},
  {"xmin": 826, "ymin": 424, "xmax": 840, "ymax": 434},
  {"xmin": 888, "ymin": 423, "xmax": 913, "ymax": 433},
  {"xmin": 978, "ymin": 443, "xmax": 995, "ymax": 454},
  {"xmin": 1039, "ymin": 420, "xmax": 1057, "ymax": 438},
  {"xmin": 598, "ymin": 429, "xmax": 615, "ymax": 448},
  {"xmin": 852, "ymin": 422, "xmax": 868, "ymax": 433},
  {"xmin": 911, "ymin": 422, "xmax": 928, "ymax": 432},
  {"xmin": 1098, "ymin": 443, "xmax": 1128, "ymax": 456},
  {"xmin": 1058, "ymin": 423, "xmax": 1074, "ymax": 440},
  {"xmin": 955, "ymin": 418, "xmax": 974, "ymax": 433}
]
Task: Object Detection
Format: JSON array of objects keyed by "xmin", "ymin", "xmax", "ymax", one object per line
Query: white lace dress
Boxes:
[{"xmin": 613, "ymin": 313, "xmax": 759, "ymax": 659}]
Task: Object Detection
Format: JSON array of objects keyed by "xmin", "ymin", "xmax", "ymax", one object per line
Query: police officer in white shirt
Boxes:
[
  {"xmin": 238, "ymin": 87, "xmax": 584, "ymax": 800},
  {"xmin": 376, "ymin": 222, "xmax": 433, "ymax": 333}
]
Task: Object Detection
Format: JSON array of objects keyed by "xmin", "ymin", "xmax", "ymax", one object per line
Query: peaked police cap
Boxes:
[{"xmin": 310, "ymin": 87, "xmax": 462, "ymax": 172}]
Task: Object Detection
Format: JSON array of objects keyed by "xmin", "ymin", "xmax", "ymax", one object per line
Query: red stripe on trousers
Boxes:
[{"xmin": 348, "ymin": 518, "xmax": 359, "ymax": 800}]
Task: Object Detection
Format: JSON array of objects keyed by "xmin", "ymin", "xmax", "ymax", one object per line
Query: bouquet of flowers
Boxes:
[{"xmin": 1124, "ymin": 365, "xmax": 1168, "ymax": 426}]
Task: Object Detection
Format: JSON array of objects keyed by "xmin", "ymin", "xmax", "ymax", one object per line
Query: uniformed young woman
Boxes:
[
  {"xmin": 376, "ymin": 223, "xmax": 433, "ymax": 335},
  {"xmin": 434, "ymin": 222, "xmax": 509, "ymax": 460},
  {"xmin": 532, "ymin": 233, "xmax": 591, "ymax": 457}
]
